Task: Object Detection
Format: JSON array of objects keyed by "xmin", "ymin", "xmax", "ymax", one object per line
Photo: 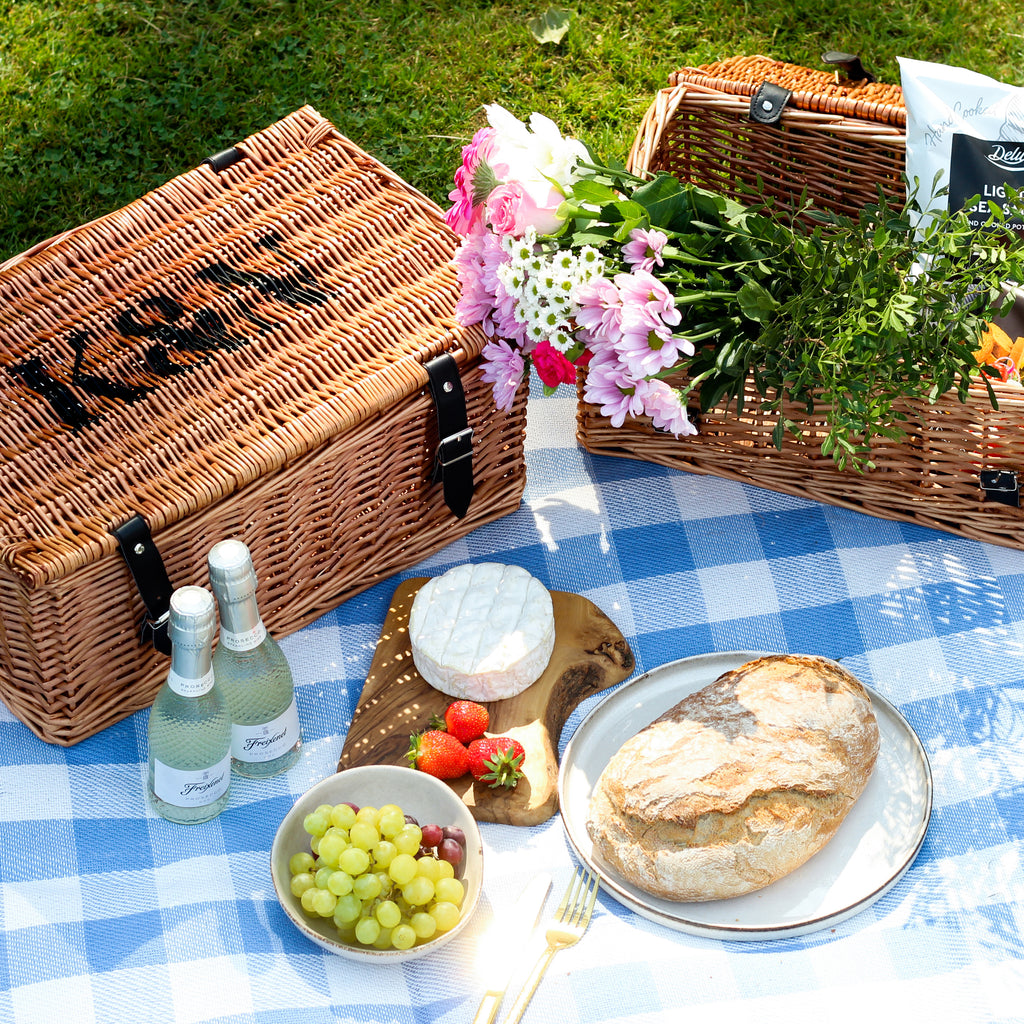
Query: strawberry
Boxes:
[
  {"xmin": 407, "ymin": 729, "xmax": 469, "ymax": 780},
  {"xmin": 442, "ymin": 700, "xmax": 490, "ymax": 744},
  {"xmin": 467, "ymin": 736, "xmax": 526, "ymax": 789}
]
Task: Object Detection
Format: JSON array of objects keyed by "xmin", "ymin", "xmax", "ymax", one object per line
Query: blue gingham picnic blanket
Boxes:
[{"xmin": 1, "ymin": 378, "xmax": 1022, "ymax": 1024}]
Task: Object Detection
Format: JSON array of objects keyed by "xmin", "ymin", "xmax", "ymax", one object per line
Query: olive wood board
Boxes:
[{"xmin": 337, "ymin": 576, "xmax": 635, "ymax": 826}]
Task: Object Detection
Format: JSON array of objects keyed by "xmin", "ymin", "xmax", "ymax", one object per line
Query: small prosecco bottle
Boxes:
[
  {"xmin": 207, "ymin": 539, "xmax": 302, "ymax": 778},
  {"xmin": 147, "ymin": 586, "xmax": 231, "ymax": 824}
]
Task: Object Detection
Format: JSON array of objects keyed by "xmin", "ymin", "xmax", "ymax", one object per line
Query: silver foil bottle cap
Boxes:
[
  {"xmin": 208, "ymin": 539, "xmax": 257, "ymax": 602},
  {"xmin": 168, "ymin": 586, "xmax": 217, "ymax": 651}
]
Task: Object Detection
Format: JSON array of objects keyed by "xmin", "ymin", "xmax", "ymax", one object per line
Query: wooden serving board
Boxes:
[{"xmin": 337, "ymin": 577, "xmax": 634, "ymax": 826}]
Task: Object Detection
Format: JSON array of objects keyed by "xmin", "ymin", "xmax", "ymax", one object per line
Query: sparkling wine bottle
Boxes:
[
  {"xmin": 147, "ymin": 586, "xmax": 231, "ymax": 824},
  {"xmin": 207, "ymin": 539, "xmax": 302, "ymax": 777}
]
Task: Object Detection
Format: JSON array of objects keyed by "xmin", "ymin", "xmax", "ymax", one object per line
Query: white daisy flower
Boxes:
[{"xmin": 548, "ymin": 329, "xmax": 575, "ymax": 353}]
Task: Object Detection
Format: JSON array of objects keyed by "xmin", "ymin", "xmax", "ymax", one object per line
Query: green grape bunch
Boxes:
[{"xmin": 288, "ymin": 800, "xmax": 468, "ymax": 950}]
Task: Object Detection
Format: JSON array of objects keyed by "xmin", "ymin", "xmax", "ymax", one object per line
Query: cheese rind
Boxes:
[{"xmin": 409, "ymin": 563, "xmax": 555, "ymax": 701}]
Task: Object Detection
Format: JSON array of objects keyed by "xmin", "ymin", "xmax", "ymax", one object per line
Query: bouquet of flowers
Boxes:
[{"xmin": 444, "ymin": 104, "xmax": 1024, "ymax": 471}]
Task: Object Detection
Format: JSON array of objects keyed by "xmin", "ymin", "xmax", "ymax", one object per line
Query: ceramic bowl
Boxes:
[{"xmin": 270, "ymin": 764, "xmax": 483, "ymax": 962}]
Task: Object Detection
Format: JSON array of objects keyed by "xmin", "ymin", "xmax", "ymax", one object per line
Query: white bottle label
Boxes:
[
  {"xmin": 231, "ymin": 697, "xmax": 300, "ymax": 763},
  {"xmin": 219, "ymin": 620, "xmax": 268, "ymax": 652},
  {"xmin": 152, "ymin": 753, "xmax": 231, "ymax": 807},
  {"xmin": 167, "ymin": 667, "xmax": 216, "ymax": 698}
]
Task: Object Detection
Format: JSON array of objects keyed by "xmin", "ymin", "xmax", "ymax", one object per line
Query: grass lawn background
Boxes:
[{"xmin": 1, "ymin": 0, "xmax": 1023, "ymax": 263}]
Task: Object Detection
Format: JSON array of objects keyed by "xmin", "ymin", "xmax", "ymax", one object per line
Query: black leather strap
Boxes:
[
  {"xmin": 426, "ymin": 354, "xmax": 474, "ymax": 518},
  {"xmin": 749, "ymin": 81, "xmax": 793, "ymax": 126},
  {"xmin": 112, "ymin": 514, "xmax": 173, "ymax": 655}
]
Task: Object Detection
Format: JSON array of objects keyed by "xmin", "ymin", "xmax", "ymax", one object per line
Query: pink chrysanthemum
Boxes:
[
  {"xmin": 615, "ymin": 305, "xmax": 694, "ymax": 379},
  {"xmin": 642, "ymin": 379, "xmax": 697, "ymax": 437},
  {"xmin": 452, "ymin": 226, "xmax": 528, "ymax": 346},
  {"xmin": 615, "ymin": 269, "xmax": 681, "ymax": 326},
  {"xmin": 622, "ymin": 227, "xmax": 668, "ymax": 273},
  {"xmin": 481, "ymin": 339, "xmax": 525, "ymax": 412},
  {"xmin": 451, "ymin": 231, "xmax": 496, "ymax": 327},
  {"xmin": 574, "ymin": 276, "xmax": 623, "ymax": 354},
  {"xmin": 581, "ymin": 354, "xmax": 646, "ymax": 428}
]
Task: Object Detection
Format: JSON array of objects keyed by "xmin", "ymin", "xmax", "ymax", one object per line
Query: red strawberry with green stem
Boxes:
[
  {"xmin": 467, "ymin": 736, "xmax": 526, "ymax": 789},
  {"xmin": 407, "ymin": 730, "xmax": 469, "ymax": 780},
  {"xmin": 439, "ymin": 700, "xmax": 490, "ymax": 744}
]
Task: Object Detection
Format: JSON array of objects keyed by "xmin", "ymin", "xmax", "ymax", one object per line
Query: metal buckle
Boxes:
[
  {"xmin": 139, "ymin": 610, "xmax": 170, "ymax": 651},
  {"xmin": 437, "ymin": 426, "xmax": 474, "ymax": 468}
]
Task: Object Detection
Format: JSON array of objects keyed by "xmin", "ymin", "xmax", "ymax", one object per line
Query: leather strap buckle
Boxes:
[
  {"xmin": 437, "ymin": 426, "xmax": 474, "ymax": 469},
  {"xmin": 112, "ymin": 514, "xmax": 174, "ymax": 655},
  {"xmin": 425, "ymin": 354, "xmax": 475, "ymax": 518}
]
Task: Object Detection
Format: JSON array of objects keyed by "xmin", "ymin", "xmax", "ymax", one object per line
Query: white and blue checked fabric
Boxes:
[{"xmin": 2, "ymin": 376, "xmax": 1023, "ymax": 1024}]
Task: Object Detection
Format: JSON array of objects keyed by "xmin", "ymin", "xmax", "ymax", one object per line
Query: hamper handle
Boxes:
[
  {"xmin": 820, "ymin": 51, "xmax": 877, "ymax": 83},
  {"xmin": 628, "ymin": 83, "xmax": 690, "ymax": 177}
]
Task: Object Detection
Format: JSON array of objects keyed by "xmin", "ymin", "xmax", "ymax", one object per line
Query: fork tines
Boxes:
[{"xmin": 562, "ymin": 866, "xmax": 599, "ymax": 928}]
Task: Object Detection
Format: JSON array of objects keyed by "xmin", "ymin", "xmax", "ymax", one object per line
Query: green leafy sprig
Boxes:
[{"xmin": 554, "ymin": 166, "xmax": 1022, "ymax": 471}]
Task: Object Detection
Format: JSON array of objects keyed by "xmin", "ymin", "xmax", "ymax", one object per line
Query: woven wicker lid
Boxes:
[
  {"xmin": 0, "ymin": 106, "xmax": 480, "ymax": 586},
  {"xmin": 672, "ymin": 54, "xmax": 906, "ymax": 128}
]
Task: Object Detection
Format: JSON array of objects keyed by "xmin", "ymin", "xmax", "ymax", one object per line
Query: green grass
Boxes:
[{"xmin": 1, "ymin": 0, "xmax": 1023, "ymax": 262}]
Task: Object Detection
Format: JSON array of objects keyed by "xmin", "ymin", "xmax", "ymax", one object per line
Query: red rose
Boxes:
[{"xmin": 532, "ymin": 340, "xmax": 578, "ymax": 388}]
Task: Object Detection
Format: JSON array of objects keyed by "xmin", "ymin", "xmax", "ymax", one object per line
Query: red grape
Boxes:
[
  {"xmin": 441, "ymin": 825, "xmax": 465, "ymax": 847},
  {"xmin": 420, "ymin": 823, "xmax": 443, "ymax": 849},
  {"xmin": 438, "ymin": 838, "xmax": 463, "ymax": 867}
]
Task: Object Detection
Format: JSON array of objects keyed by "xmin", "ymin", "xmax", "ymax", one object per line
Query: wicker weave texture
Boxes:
[
  {"xmin": 629, "ymin": 55, "xmax": 906, "ymax": 219},
  {"xmin": 578, "ymin": 373, "xmax": 1024, "ymax": 548},
  {"xmin": 0, "ymin": 106, "xmax": 526, "ymax": 744},
  {"xmin": 578, "ymin": 57, "xmax": 1024, "ymax": 549}
]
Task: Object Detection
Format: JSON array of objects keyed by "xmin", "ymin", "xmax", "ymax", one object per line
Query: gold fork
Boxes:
[{"xmin": 500, "ymin": 866, "xmax": 599, "ymax": 1024}]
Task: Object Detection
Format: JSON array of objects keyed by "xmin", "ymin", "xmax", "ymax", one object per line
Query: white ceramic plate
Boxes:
[{"xmin": 559, "ymin": 651, "xmax": 932, "ymax": 941}]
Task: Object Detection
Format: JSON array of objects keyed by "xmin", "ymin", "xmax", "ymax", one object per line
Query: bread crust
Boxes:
[{"xmin": 585, "ymin": 655, "xmax": 880, "ymax": 901}]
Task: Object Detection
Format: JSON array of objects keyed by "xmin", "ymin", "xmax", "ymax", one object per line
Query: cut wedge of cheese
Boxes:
[{"xmin": 408, "ymin": 563, "xmax": 555, "ymax": 701}]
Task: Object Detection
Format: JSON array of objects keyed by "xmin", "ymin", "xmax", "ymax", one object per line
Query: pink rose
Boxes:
[
  {"xmin": 485, "ymin": 181, "xmax": 564, "ymax": 237},
  {"xmin": 532, "ymin": 340, "xmax": 578, "ymax": 388},
  {"xmin": 484, "ymin": 182, "xmax": 526, "ymax": 235}
]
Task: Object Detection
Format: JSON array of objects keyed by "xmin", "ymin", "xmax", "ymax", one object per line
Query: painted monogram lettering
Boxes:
[{"xmin": 5, "ymin": 233, "xmax": 330, "ymax": 430}]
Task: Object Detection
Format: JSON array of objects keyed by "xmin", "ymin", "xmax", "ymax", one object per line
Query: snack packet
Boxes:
[{"xmin": 899, "ymin": 57, "xmax": 1024, "ymax": 378}]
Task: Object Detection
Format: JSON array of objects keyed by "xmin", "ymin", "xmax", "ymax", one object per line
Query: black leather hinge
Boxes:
[
  {"xmin": 749, "ymin": 81, "xmax": 793, "ymax": 126},
  {"xmin": 426, "ymin": 354, "xmax": 474, "ymax": 519},
  {"xmin": 112, "ymin": 514, "xmax": 174, "ymax": 655},
  {"xmin": 980, "ymin": 470, "xmax": 1020, "ymax": 507}
]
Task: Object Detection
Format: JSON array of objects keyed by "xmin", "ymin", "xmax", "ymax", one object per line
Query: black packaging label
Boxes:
[{"xmin": 947, "ymin": 132, "xmax": 1024, "ymax": 234}]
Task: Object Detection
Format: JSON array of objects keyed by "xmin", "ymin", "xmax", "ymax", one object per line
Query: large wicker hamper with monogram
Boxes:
[
  {"xmin": 0, "ymin": 106, "xmax": 527, "ymax": 745},
  {"xmin": 577, "ymin": 55, "xmax": 1024, "ymax": 549}
]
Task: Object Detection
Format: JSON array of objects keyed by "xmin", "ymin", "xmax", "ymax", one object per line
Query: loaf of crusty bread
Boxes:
[{"xmin": 586, "ymin": 654, "xmax": 879, "ymax": 901}]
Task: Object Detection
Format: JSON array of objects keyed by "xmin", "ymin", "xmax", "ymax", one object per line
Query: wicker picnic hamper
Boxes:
[
  {"xmin": 577, "ymin": 55, "xmax": 1024, "ymax": 549},
  {"xmin": 628, "ymin": 54, "xmax": 907, "ymax": 218},
  {"xmin": 0, "ymin": 106, "xmax": 527, "ymax": 745}
]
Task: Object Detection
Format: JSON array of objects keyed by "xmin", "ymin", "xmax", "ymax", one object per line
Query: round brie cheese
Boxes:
[{"xmin": 408, "ymin": 563, "xmax": 555, "ymax": 701}]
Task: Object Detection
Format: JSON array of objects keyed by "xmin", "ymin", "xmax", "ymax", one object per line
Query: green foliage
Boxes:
[
  {"xmin": 1, "ymin": 1, "xmax": 1024, "ymax": 262},
  {"xmin": 557, "ymin": 170, "xmax": 1022, "ymax": 470},
  {"xmin": 528, "ymin": 8, "xmax": 572, "ymax": 46}
]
